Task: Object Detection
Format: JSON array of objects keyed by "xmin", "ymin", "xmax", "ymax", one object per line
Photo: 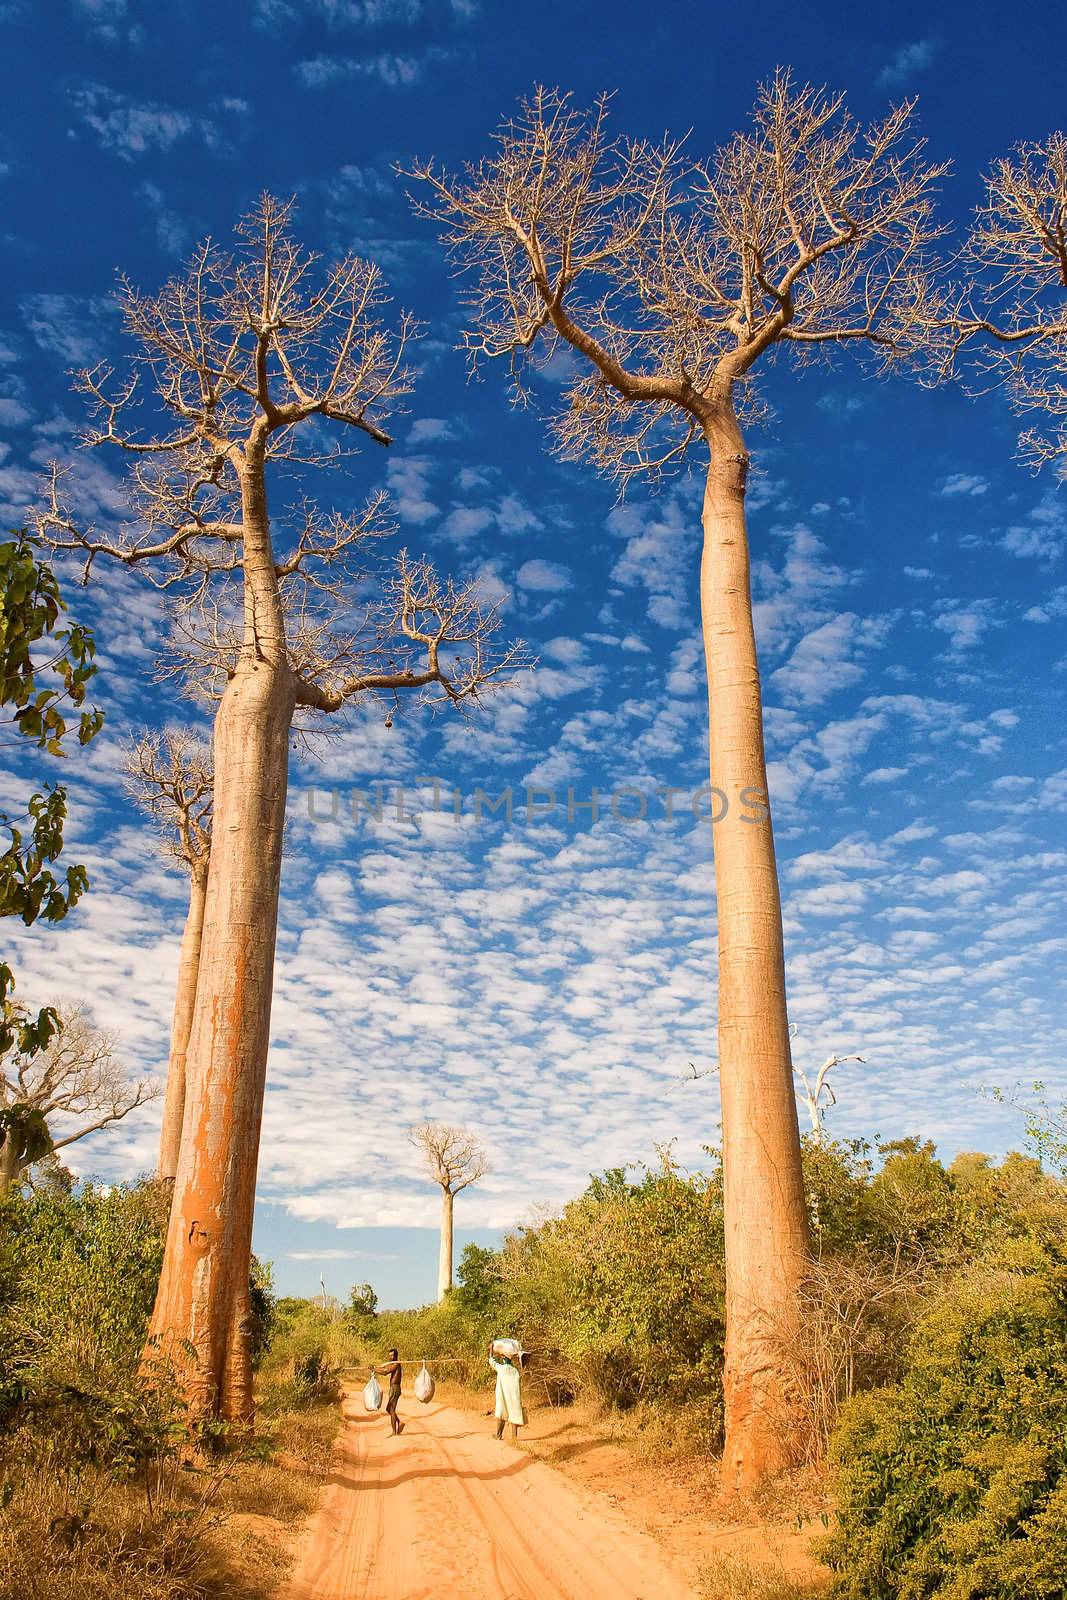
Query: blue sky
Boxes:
[{"xmin": 2, "ymin": 0, "xmax": 1065, "ymax": 1309}]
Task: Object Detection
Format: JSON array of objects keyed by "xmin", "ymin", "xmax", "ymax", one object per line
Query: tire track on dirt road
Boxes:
[{"xmin": 282, "ymin": 1391, "xmax": 697, "ymax": 1600}]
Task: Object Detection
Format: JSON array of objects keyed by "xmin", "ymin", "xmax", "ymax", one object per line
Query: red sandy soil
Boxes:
[
  {"xmin": 281, "ymin": 1387, "xmax": 699, "ymax": 1600},
  {"xmin": 479, "ymin": 1388, "xmax": 828, "ymax": 1586}
]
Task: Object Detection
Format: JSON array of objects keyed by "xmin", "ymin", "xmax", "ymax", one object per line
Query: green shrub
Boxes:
[
  {"xmin": 454, "ymin": 1244, "xmax": 502, "ymax": 1315},
  {"xmin": 0, "ymin": 1180, "xmax": 334, "ymax": 1598},
  {"xmin": 353, "ymin": 1294, "xmax": 494, "ymax": 1389},
  {"xmin": 247, "ymin": 1255, "xmax": 277, "ymax": 1369},
  {"xmin": 497, "ymin": 1158, "xmax": 726, "ymax": 1430},
  {"xmin": 257, "ymin": 1301, "xmax": 342, "ymax": 1413},
  {"xmin": 823, "ymin": 1249, "xmax": 1067, "ymax": 1598},
  {"xmin": 0, "ymin": 1178, "xmax": 169, "ymax": 1418}
]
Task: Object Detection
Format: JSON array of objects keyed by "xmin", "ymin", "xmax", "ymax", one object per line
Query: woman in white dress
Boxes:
[{"xmin": 488, "ymin": 1343, "xmax": 525, "ymax": 1441}]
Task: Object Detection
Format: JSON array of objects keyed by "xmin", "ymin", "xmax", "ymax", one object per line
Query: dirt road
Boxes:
[{"xmin": 282, "ymin": 1390, "xmax": 697, "ymax": 1600}]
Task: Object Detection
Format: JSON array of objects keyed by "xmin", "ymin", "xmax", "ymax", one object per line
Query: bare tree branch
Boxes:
[
  {"xmin": 409, "ymin": 1122, "xmax": 490, "ymax": 1195},
  {"xmin": 406, "ymin": 75, "xmax": 947, "ymax": 484},
  {"xmin": 31, "ymin": 194, "xmax": 528, "ymax": 706},
  {"xmin": 795, "ymin": 1051, "xmax": 866, "ymax": 1144},
  {"xmin": 122, "ymin": 731, "xmax": 213, "ymax": 879},
  {"xmin": 943, "ymin": 133, "xmax": 1067, "ymax": 475},
  {"xmin": 0, "ymin": 1004, "xmax": 159, "ymax": 1180}
]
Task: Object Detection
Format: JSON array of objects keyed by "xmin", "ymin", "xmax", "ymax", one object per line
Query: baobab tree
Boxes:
[
  {"xmin": 409, "ymin": 1122, "xmax": 489, "ymax": 1300},
  {"xmin": 34, "ymin": 197, "xmax": 525, "ymax": 1425},
  {"xmin": 0, "ymin": 1004, "xmax": 156, "ymax": 1194},
  {"xmin": 123, "ymin": 732, "xmax": 213, "ymax": 1183},
  {"xmin": 947, "ymin": 131, "xmax": 1067, "ymax": 476},
  {"xmin": 409, "ymin": 76, "xmax": 945, "ymax": 1486}
]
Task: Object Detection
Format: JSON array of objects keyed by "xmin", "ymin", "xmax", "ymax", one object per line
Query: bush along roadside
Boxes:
[{"xmin": 822, "ymin": 1228, "xmax": 1067, "ymax": 1598}]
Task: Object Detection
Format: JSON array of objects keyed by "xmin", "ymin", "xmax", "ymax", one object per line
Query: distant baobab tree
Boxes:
[
  {"xmin": 409, "ymin": 75, "xmax": 945, "ymax": 1487},
  {"xmin": 946, "ymin": 131, "xmax": 1067, "ymax": 476},
  {"xmin": 409, "ymin": 1122, "xmax": 490, "ymax": 1300},
  {"xmin": 35, "ymin": 197, "xmax": 527, "ymax": 1426},
  {"xmin": 123, "ymin": 732, "xmax": 213, "ymax": 1185},
  {"xmin": 0, "ymin": 1004, "xmax": 157, "ymax": 1194}
]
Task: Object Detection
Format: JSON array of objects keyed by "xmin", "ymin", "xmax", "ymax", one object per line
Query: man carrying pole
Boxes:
[{"xmin": 373, "ymin": 1348, "xmax": 404, "ymax": 1436}]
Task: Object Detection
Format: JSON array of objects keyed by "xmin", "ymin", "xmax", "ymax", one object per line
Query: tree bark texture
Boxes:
[
  {"xmin": 438, "ymin": 1186, "xmax": 454, "ymax": 1301},
  {"xmin": 146, "ymin": 447, "xmax": 294, "ymax": 1424},
  {"xmin": 0, "ymin": 1138, "xmax": 18, "ymax": 1197},
  {"xmin": 157, "ymin": 864, "xmax": 208, "ymax": 1183},
  {"xmin": 700, "ymin": 403, "xmax": 810, "ymax": 1491}
]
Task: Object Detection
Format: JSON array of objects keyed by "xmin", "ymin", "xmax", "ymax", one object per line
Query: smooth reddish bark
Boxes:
[{"xmin": 701, "ymin": 408, "xmax": 809, "ymax": 1490}]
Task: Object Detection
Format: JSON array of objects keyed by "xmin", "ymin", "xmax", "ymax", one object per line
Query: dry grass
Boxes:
[
  {"xmin": 0, "ymin": 1402, "xmax": 338, "ymax": 1600},
  {"xmin": 696, "ymin": 1553, "xmax": 828, "ymax": 1599}
]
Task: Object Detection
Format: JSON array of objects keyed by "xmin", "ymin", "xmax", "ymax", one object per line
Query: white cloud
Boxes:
[
  {"xmin": 68, "ymin": 84, "xmax": 243, "ymax": 159},
  {"xmin": 877, "ymin": 38, "xmax": 940, "ymax": 86},
  {"xmin": 771, "ymin": 612, "xmax": 889, "ymax": 706},
  {"xmin": 294, "ymin": 51, "xmax": 433, "ymax": 89},
  {"xmin": 258, "ymin": 0, "xmax": 423, "ymax": 25},
  {"xmin": 1001, "ymin": 492, "xmax": 1066, "ymax": 566},
  {"xmin": 1024, "ymin": 585, "xmax": 1067, "ymax": 624},
  {"xmin": 932, "ymin": 599, "xmax": 999, "ymax": 653},
  {"xmin": 863, "ymin": 766, "xmax": 908, "ymax": 785},
  {"xmin": 938, "ymin": 473, "xmax": 989, "ymax": 498},
  {"xmin": 0, "ymin": 397, "xmax": 30, "ymax": 426},
  {"xmin": 516, "ymin": 559, "xmax": 571, "ymax": 592},
  {"xmin": 608, "ymin": 484, "xmax": 695, "ymax": 630},
  {"xmin": 21, "ymin": 293, "xmax": 116, "ymax": 364},
  {"xmin": 752, "ymin": 523, "xmax": 855, "ymax": 658},
  {"xmin": 542, "ymin": 637, "xmax": 586, "ymax": 666},
  {"xmin": 386, "ymin": 456, "xmax": 439, "ymax": 524},
  {"xmin": 407, "ymin": 417, "xmax": 457, "ymax": 444},
  {"xmin": 438, "ymin": 505, "xmax": 494, "ymax": 544}
]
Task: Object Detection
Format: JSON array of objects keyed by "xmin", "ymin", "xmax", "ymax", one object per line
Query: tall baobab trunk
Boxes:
[
  {"xmin": 157, "ymin": 863, "xmax": 208, "ymax": 1183},
  {"xmin": 146, "ymin": 446, "xmax": 293, "ymax": 1424},
  {"xmin": 701, "ymin": 402, "xmax": 809, "ymax": 1491},
  {"xmin": 0, "ymin": 1138, "xmax": 19, "ymax": 1197},
  {"xmin": 437, "ymin": 1186, "xmax": 454, "ymax": 1301}
]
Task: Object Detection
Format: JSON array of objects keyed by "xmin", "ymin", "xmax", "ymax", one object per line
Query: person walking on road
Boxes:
[
  {"xmin": 488, "ymin": 1343, "xmax": 525, "ymax": 1442},
  {"xmin": 374, "ymin": 1348, "xmax": 404, "ymax": 1436}
]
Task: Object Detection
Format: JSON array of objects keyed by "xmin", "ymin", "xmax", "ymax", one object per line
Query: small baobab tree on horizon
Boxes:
[
  {"xmin": 409, "ymin": 74, "xmax": 946, "ymax": 1486},
  {"xmin": 123, "ymin": 732, "xmax": 213, "ymax": 1185},
  {"xmin": 34, "ymin": 196, "xmax": 526, "ymax": 1427},
  {"xmin": 409, "ymin": 1122, "xmax": 490, "ymax": 1300}
]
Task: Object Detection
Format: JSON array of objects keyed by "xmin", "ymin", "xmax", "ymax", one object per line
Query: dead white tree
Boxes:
[
  {"xmin": 943, "ymin": 132, "xmax": 1067, "ymax": 476},
  {"xmin": 123, "ymin": 732, "xmax": 213, "ymax": 1184},
  {"xmin": 33, "ymin": 196, "xmax": 527, "ymax": 1425},
  {"xmin": 0, "ymin": 1004, "xmax": 157, "ymax": 1193},
  {"xmin": 409, "ymin": 1122, "xmax": 490, "ymax": 1300},
  {"xmin": 408, "ymin": 75, "xmax": 945, "ymax": 1487},
  {"xmin": 795, "ymin": 1052, "xmax": 866, "ymax": 1144}
]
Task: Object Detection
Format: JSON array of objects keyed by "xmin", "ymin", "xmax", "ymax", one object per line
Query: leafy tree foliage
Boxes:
[
  {"xmin": 248, "ymin": 1255, "xmax": 277, "ymax": 1368},
  {"xmin": 0, "ymin": 532, "xmax": 102, "ymax": 1084},
  {"xmin": 347, "ymin": 1282, "xmax": 379, "ymax": 1321},
  {"xmin": 0, "ymin": 1179, "xmax": 169, "ymax": 1420},
  {"xmin": 824, "ymin": 1249, "xmax": 1067, "ymax": 1597},
  {"xmin": 497, "ymin": 1158, "xmax": 726, "ymax": 1425},
  {"xmin": 454, "ymin": 1244, "xmax": 501, "ymax": 1315}
]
